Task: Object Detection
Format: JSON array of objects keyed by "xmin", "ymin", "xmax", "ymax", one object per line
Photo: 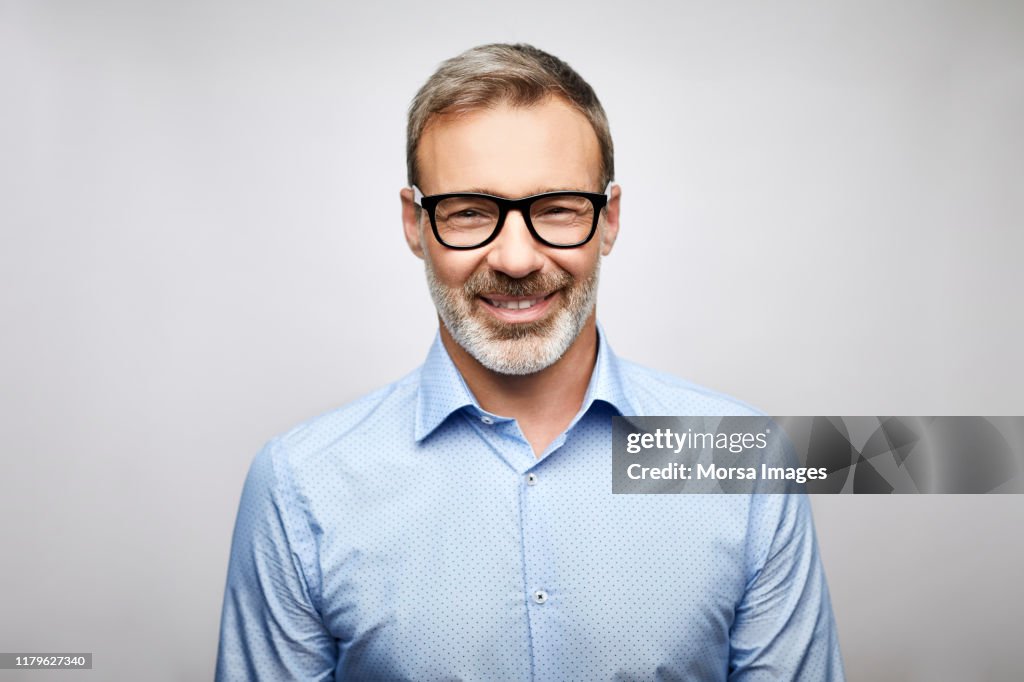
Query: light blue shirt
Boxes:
[{"xmin": 216, "ymin": 328, "xmax": 844, "ymax": 680}]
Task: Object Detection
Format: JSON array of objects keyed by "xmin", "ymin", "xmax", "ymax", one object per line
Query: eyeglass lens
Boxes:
[{"xmin": 434, "ymin": 194, "xmax": 596, "ymax": 247}]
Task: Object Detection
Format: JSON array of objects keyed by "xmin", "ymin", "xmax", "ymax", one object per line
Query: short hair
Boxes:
[{"xmin": 406, "ymin": 43, "xmax": 614, "ymax": 191}]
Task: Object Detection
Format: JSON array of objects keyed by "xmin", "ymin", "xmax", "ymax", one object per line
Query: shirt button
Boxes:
[
  {"xmin": 480, "ymin": 415, "xmax": 494, "ymax": 425},
  {"xmin": 525, "ymin": 473, "xmax": 538, "ymax": 486},
  {"xmin": 532, "ymin": 590, "xmax": 548, "ymax": 605}
]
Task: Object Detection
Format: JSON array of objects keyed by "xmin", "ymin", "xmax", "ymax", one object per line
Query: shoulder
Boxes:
[
  {"xmin": 614, "ymin": 356, "xmax": 764, "ymax": 417},
  {"xmin": 258, "ymin": 367, "xmax": 422, "ymax": 478}
]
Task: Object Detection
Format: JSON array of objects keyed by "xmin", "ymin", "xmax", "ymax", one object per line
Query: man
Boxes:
[{"xmin": 216, "ymin": 43, "xmax": 844, "ymax": 680}]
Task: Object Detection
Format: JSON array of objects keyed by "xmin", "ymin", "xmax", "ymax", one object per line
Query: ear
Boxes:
[
  {"xmin": 600, "ymin": 184, "xmax": 621, "ymax": 256},
  {"xmin": 400, "ymin": 187, "xmax": 425, "ymax": 259}
]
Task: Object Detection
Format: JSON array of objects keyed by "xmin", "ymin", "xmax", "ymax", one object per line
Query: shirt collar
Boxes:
[
  {"xmin": 583, "ymin": 321, "xmax": 636, "ymax": 418},
  {"xmin": 414, "ymin": 333, "xmax": 479, "ymax": 442},
  {"xmin": 413, "ymin": 322, "xmax": 637, "ymax": 442}
]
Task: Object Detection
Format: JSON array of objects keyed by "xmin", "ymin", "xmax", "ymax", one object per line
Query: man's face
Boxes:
[{"xmin": 402, "ymin": 96, "xmax": 620, "ymax": 375}]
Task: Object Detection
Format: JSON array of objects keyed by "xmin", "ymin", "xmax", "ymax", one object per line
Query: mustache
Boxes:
[{"xmin": 464, "ymin": 270, "xmax": 572, "ymax": 298}]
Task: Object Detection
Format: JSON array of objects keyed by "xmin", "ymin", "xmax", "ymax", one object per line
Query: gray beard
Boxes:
[{"xmin": 424, "ymin": 258, "xmax": 601, "ymax": 376}]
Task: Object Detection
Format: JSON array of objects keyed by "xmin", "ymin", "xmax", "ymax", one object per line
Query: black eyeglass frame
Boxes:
[{"xmin": 412, "ymin": 184, "xmax": 611, "ymax": 250}]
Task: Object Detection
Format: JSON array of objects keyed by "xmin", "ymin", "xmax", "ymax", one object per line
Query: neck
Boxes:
[{"xmin": 439, "ymin": 314, "xmax": 599, "ymax": 457}]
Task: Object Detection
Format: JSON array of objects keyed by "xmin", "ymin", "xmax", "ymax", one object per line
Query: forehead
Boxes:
[{"xmin": 417, "ymin": 97, "xmax": 602, "ymax": 197}]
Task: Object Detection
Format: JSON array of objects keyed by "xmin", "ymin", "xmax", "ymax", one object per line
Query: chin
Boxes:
[{"xmin": 455, "ymin": 307, "xmax": 588, "ymax": 375}]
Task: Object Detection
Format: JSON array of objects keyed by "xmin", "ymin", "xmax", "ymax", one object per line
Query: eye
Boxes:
[
  {"xmin": 436, "ymin": 197, "xmax": 499, "ymax": 224},
  {"xmin": 533, "ymin": 195, "xmax": 590, "ymax": 215},
  {"xmin": 539, "ymin": 206, "xmax": 571, "ymax": 215}
]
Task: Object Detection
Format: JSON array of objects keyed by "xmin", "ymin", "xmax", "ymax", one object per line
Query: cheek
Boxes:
[
  {"xmin": 553, "ymin": 248, "xmax": 600, "ymax": 280},
  {"xmin": 426, "ymin": 247, "xmax": 485, "ymax": 287}
]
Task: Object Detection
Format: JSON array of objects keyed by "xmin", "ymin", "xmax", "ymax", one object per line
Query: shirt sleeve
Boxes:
[
  {"xmin": 215, "ymin": 439, "xmax": 337, "ymax": 681},
  {"xmin": 728, "ymin": 493, "xmax": 846, "ymax": 681}
]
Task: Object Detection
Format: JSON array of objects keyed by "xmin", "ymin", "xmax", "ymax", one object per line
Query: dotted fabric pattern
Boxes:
[{"xmin": 216, "ymin": 328, "xmax": 845, "ymax": 681}]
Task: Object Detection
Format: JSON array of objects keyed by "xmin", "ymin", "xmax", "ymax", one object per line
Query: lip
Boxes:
[{"xmin": 478, "ymin": 290, "xmax": 559, "ymax": 323}]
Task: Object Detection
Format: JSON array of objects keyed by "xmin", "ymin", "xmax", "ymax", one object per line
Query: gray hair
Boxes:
[{"xmin": 406, "ymin": 43, "xmax": 614, "ymax": 190}]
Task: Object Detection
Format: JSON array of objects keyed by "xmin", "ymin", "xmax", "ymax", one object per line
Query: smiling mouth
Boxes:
[{"xmin": 480, "ymin": 291, "xmax": 557, "ymax": 310}]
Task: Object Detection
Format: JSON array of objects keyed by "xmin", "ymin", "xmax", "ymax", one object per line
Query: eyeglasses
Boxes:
[{"xmin": 412, "ymin": 185, "xmax": 611, "ymax": 250}]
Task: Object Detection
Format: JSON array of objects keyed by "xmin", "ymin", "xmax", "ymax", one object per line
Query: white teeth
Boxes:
[{"xmin": 488, "ymin": 297, "xmax": 544, "ymax": 310}]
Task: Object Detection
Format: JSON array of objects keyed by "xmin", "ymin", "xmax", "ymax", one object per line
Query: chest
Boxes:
[{"xmin": 308, "ymin": 448, "xmax": 750, "ymax": 680}]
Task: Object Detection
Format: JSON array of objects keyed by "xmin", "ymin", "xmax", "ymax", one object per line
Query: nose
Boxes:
[{"xmin": 485, "ymin": 209, "xmax": 544, "ymax": 278}]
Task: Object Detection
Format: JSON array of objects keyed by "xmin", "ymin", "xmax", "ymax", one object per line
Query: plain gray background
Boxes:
[{"xmin": 2, "ymin": 1, "xmax": 1022, "ymax": 680}]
